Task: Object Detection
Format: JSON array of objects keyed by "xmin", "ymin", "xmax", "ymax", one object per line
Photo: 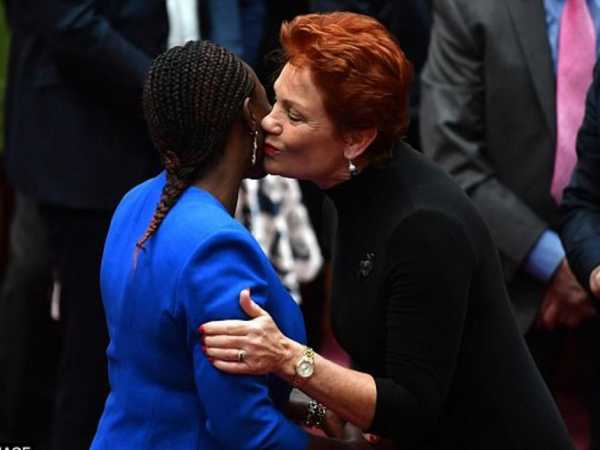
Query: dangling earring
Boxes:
[
  {"xmin": 251, "ymin": 130, "xmax": 258, "ymax": 166},
  {"xmin": 348, "ymin": 159, "xmax": 358, "ymax": 177}
]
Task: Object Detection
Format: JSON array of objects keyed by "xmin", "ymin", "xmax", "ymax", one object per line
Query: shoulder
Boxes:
[
  {"xmin": 114, "ymin": 174, "xmax": 163, "ymax": 215},
  {"xmin": 177, "ymin": 226, "xmax": 270, "ymax": 286},
  {"xmin": 106, "ymin": 175, "xmax": 162, "ymax": 238},
  {"xmin": 431, "ymin": 0, "xmax": 504, "ymax": 39},
  {"xmin": 386, "ymin": 144, "xmax": 476, "ymax": 208},
  {"xmin": 393, "ymin": 208, "xmax": 470, "ymax": 243},
  {"xmin": 174, "ymin": 226, "xmax": 275, "ymax": 322},
  {"xmin": 434, "ymin": 0, "xmax": 497, "ymax": 18}
]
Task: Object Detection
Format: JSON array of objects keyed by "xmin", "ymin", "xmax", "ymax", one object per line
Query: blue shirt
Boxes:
[
  {"xmin": 92, "ymin": 173, "xmax": 308, "ymax": 450},
  {"xmin": 525, "ymin": 1, "xmax": 600, "ymax": 282}
]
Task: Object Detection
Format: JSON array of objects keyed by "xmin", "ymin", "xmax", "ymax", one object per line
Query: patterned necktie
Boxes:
[{"xmin": 551, "ymin": 0, "xmax": 596, "ymax": 202}]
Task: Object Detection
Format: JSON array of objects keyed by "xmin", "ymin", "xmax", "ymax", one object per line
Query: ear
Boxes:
[
  {"xmin": 342, "ymin": 128, "xmax": 378, "ymax": 160},
  {"xmin": 242, "ymin": 97, "xmax": 256, "ymax": 131}
]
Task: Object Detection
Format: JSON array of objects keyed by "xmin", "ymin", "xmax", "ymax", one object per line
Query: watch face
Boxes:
[{"xmin": 297, "ymin": 360, "xmax": 314, "ymax": 378}]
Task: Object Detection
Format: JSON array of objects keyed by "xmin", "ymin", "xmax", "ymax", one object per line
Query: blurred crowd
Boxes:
[{"xmin": 1, "ymin": 0, "xmax": 600, "ymax": 449}]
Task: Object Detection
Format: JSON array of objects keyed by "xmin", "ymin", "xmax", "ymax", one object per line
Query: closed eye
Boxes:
[{"xmin": 287, "ymin": 110, "xmax": 303, "ymax": 122}]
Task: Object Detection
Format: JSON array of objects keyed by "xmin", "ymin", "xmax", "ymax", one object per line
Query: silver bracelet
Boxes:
[{"xmin": 304, "ymin": 399, "xmax": 327, "ymax": 428}]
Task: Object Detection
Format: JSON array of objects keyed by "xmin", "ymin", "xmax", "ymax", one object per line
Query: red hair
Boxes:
[{"xmin": 280, "ymin": 12, "xmax": 413, "ymax": 161}]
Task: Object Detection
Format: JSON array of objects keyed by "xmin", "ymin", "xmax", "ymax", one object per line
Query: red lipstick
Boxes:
[{"xmin": 264, "ymin": 144, "xmax": 281, "ymax": 157}]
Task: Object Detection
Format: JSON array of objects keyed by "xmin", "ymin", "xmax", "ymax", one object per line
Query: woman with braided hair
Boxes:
[{"xmin": 91, "ymin": 41, "xmax": 371, "ymax": 450}]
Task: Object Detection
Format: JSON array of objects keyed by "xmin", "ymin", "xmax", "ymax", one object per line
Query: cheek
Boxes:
[{"xmin": 282, "ymin": 128, "xmax": 316, "ymax": 156}]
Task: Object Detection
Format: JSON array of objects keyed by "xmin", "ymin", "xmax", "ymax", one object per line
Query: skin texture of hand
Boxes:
[
  {"xmin": 590, "ymin": 265, "xmax": 600, "ymax": 298},
  {"xmin": 200, "ymin": 289, "xmax": 301, "ymax": 375},
  {"xmin": 201, "ymin": 290, "xmax": 378, "ymax": 431},
  {"xmin": 538, "ymin": 258, "xmax": 596, "ymax": 330}
]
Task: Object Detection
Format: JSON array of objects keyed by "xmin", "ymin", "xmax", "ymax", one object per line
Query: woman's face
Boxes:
[{"xmin": 261, "ymin": 63, "xmax": 349, "ymax": 188}]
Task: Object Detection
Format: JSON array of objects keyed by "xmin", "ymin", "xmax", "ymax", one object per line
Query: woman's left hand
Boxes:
[{"xmin": 200, "ymin": 289, "xmax": 297, "ymax": 376}]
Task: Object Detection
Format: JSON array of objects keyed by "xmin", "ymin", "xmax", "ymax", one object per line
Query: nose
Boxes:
[{"xmin": 261, "ymin": 109, "xmax": 282, "ymax": 136}]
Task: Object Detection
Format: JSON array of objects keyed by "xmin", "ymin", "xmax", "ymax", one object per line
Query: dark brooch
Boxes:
[{"xmin": 358, "ymin": 252, "xmax": 375, "ymax": 278}]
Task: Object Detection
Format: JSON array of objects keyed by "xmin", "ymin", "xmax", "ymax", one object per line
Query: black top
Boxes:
[{"xmin": 326, "ymin": 142, "xmax": 573, "ymax": 450}]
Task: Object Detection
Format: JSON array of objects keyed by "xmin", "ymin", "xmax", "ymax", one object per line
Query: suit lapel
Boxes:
[{"xmin": 506, "ymin": 0, "xmax": 556, "ymax": 138}]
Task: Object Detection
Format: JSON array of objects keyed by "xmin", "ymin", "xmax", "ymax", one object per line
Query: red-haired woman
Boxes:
[{"xmin": 201, "ymin": 12, "xmax": 575, "ymax": 450}]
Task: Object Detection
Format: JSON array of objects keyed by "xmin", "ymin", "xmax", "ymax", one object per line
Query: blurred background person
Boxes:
[
  {"xmin": 420, "ymin": 0, "xmax": 599, "ymax": 448},
  {"xmin": 0, "ymin": 0, "xmax": 9, "ymax": 278},
  {"xmin": 562, "ymin": 62, "xmax": 600, "ymax": 447},
  {"xmin": 0, "ymin": 0, "xmax": 45, "ymax": 445},
  {"xmin": 204, "ymin": 0, "xmax": 268, "ymax": 69},
  {"xmin": 0, "ymin": 1, "xmax": 167, "ymax": 449},
  {"xmin": 562, "ymin": 61, "xmax": 600, "ymax": 300}
]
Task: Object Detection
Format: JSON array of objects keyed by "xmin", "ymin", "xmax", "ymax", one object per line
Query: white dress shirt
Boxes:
[{"xmin": 166, "ymin": 0, "xmax": 201, "ymax": 49}]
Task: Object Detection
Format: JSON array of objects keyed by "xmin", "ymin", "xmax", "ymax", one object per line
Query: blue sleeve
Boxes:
[
  {"xmin": 523, "ymin": 230, "xmax": 565, "ymax": 283},
  {"xmin": 176, "ymin": 228, "xmax": 308, "ymax": 450}
]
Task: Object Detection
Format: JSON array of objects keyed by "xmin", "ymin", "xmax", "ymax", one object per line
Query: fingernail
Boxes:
[
  {"xmin": 201, "ymin": 346, "xmax": 207, "ymax": 353},
  {"xmin": 198, "ymin": 325, "xmax": 205, "ymax": 334}
]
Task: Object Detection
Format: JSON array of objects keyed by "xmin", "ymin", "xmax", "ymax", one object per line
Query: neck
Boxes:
[
  {"xmin": 192, "ymin": 122, "xmax": 250, "ymax": 215},
  {"xmin": 316, "ymin": 156, "xmax": 368, "ymax": 190},
  {"xmin": 193, "ymin": 173, "xmax": 241, "ymax": 215}
]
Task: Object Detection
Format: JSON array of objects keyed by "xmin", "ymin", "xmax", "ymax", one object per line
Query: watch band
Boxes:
[{"xmin": 292, "ymin": 346, "xmax": 315, "ymax": 387}]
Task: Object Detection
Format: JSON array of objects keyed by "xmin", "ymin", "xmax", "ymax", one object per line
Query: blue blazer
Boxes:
[
  {"xmin": 4, "ymin": 0, "xmax": 166, "ymax": 209},
  {"xmin": 92, "ymin": 172, "xmax": 309, "ymax": 450}
]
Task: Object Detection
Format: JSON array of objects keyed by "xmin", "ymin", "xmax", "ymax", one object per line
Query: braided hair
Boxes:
[{"xmin": 137, "ymin": 40, "xmax": 255, "ymax": 251}]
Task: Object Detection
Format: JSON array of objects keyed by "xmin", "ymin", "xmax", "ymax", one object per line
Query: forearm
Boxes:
[{"xmin": 277, "ymin": 339, "xmax": 377, "ymax": 431}]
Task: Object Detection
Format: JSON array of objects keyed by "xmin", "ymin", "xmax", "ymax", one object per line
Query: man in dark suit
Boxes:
[
  {"xmin": 561, "ymin": 61, "xmax": 600, "ymax": 303},
  {"xmin": 420, "ymin": 0, "xmax": 599, "ymax": 445},
  {"xmin": 0, "ymin": 1, "xmax": 166, "ymax": 448},
  {"xmin": 420, "ymin": 0, "xmax": 595, "ymax": 335}
]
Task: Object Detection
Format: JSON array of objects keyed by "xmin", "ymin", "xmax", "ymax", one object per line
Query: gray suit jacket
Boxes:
[{"xmin": 420, "ymin": 0, "xmax": 559, "ymax": 332}]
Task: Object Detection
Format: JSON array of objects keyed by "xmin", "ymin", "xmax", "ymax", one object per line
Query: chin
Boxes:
[{"xmin": 264, "ymin": 158, "xmax": 285, "ymax": 177}]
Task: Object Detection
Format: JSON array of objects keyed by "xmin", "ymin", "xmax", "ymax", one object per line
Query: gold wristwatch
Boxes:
[{"xmin": 293, "ymin": 347, "xmax": 315, "ymax": 385}]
